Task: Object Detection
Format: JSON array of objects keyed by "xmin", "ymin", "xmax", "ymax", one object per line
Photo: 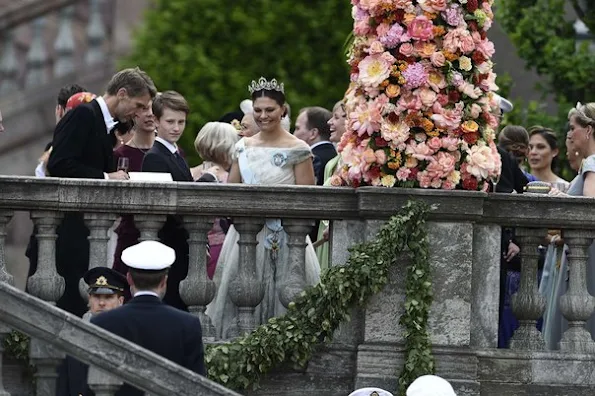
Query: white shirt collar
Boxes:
[
  {"xmin": 155, "ymin": 136, "xmax": 178, "ymax": 154},
  {"xmin": 133, "ymin": 291, "xmax": 160, "ymax": 298},
  {"xmin": 310, "ymin": 140, "xmax": 333, "ymax": 149},
  {"xmin": 95, "ymin": 96, "xmax": 118, "ymax": 133}
]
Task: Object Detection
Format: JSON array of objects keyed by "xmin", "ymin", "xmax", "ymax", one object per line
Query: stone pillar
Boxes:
[
  {"xmin": 179, "ymin": 216, "xmax": 216, "ymax": 338},
  {"xmin": 29, "ymin": 340, "xmax": 65, "ymax": 396},
  {"xmin": 279, "ymin": 218, "xmax": 314, "ymax": 308},
  {"xmin": 88, "ymin": 366, "xmax": 123, "ymax": 396},
  {"xmin": 134, "ymin": 214, "xmax": 166, "ymax": 242},
  {"xmin": 510, "ymin": 227, "xmax": 546, "ymax": 350},
  {"xmin": 0, "ymin": 211, "xmax": 14, "ymax": 396},
  {"xmin": 27, "ymin": 212, "xmax": 65, "ymax": 303},
  {"xmin": 27, "ymin": 212, "xmax": 66, "ymax": 396},
  {"xmin": 227, "ymin": 218, "xmax": 264, "ymax": 337},
  {"xmin": 80, "ymin": 213, "xmax": 116, "ymax": 299},
  {"xmin": 470, "ymin": 224, "xmax": 501, "ymax": 348},
  {"xmin": 559, "ymin": 229, "xmax": 595, "ymax": 352}
]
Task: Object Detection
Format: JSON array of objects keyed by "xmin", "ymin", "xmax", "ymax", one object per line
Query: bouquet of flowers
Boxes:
[{"xmin": 332, "ymin": 0, "xmax": 502, "ymax": 190}]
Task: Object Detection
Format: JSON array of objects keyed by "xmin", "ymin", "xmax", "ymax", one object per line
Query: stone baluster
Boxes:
[
  {"xmin": 79, "ymin": 213, "xmax": 116, "ymax": 300},
  {"xmin": 88, "ymin": 366, "xmax": 123, "ymax": 396},
  {"xmin": 510, "ymin": 227, "xmax": 546, "ymax": 350},
  {"xmin": 0, "ymin": 211, "xmax": 14, "ymax": 396},
  {"xmin": 27, "ymin": 211, "xmax": 66, "ymax": 396},
  {"xmin": 53, "ymin": 6, "xmax": 76, "ymax": 77},
  {"xmin": 179, "ymin": 216, "xmax": 216, "ymax": 338},
  {"xmin": 134, "ymin": 214, "xmax": 166, "ymax": 241},
  {"xmin": 86, "ymin": 0, "xmax": 107, "ymax": 65},
  {"xmin": 559, "ymin": 229, "xmax": 595, "ymax": 352},
  {"xmin": 279, "ymin": 219, "xmax": 314, "ymax": 308},
  {"xmin": 227, "ymin": 218, "xmax": 264, "ymax": 338},
  {"xmin": 0, "ymin": 31, "xmax": 18, "ymax": 94},
  {"xmin": 25, "ymin": 17, "xmax": 48, "ymax": 88}
]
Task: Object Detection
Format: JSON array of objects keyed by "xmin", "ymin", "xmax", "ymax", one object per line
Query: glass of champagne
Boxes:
[{"xmin": 117, "ymin": 157, "xmax": 130, "ymax": 173}]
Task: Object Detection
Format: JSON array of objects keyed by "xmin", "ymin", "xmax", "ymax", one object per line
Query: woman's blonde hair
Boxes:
[
  {"xmin": 194, "ymin": 122, "xmax": 239, "ymax": 167},
  {"xmin": 568, "ymin": 102, "xmax": 595, "ymax": 129}
]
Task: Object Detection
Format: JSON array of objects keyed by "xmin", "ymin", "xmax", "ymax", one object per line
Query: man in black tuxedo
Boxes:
[
  {"xmin": 46, "ymin": 68, "xmax": 157, "ymax": 317},
  {"xmin": 141, "ymin": 91, "xmax": 192, "ymax": 311},
  {"xmin": 294, "ymin": 106, "xmax": 336, "ymax": 185},
  {"xmin": 91, "ymin": 241, "xmax": 205, "ymax": 396}
]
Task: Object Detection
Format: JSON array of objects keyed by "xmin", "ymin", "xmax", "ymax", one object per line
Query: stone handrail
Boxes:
[
  {"xmin": 0, "ymin": 176, "xmax": 593, "ymax": 227},
  {"xmin": 0, "ymin": 280, "xmax": 241, "ymax": 396},
  {"xmin": 2, "ymin": 176, "xmax": 595, "ymax": 395}
]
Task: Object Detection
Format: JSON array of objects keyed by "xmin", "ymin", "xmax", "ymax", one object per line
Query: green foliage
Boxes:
[
  {"xmin": 206, "ymin": 200, "xmax": 434, "ymax": 394},
  {"xmin": 496, "ymin": 0, "xmax": 595, "ymax": 104},
  {"xmin": 3, "ymin": 330, "xmax": 30, "ymax": 361},
  {"xmin": 123, "ymin": 0, "xmax": 353, "ymax": 165}
]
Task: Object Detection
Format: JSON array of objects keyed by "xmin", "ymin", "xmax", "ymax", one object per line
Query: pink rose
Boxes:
[
  {"xmin": 418, "ymin": 0, "xmax": 447, "ymax": 12},
  {"xmin": 368, "ymin": 40, "xmax": 385, "ymax": 54},
  {"xmin": 376, "ymin": 22, "xmax": 391, "ymax": 37},
  {"xmin": 407, "ymin": 16, "xmax": 434, "ymax": 41},
  {"xmin": 362, "ymin": 148, "xmax": 377, "ymax": 164},
  {"xmin": 436, "ymin": 94, "xmax": 449, "ymax": 106},
  {"xmin": 417, "ymin": 171, "xmax": 432, "ymax": 188},
  {"xmin": 441, "ymin": 136, "xmax": 459, "ymax": 151},
  {"xmin": 431, "ymin": 102, "xmax": 464, "ymax": 130},
  {"xmin": 430, "ymin": 51, "xmax": 446, "ymax": 67},
  {"xmin": 397, "ymin": 92, "xmax": 422, "ymax": 112},
  {"xmin": 466, "ymin": 143, "xmax": 498, "ymax": 179},
  {"xmin": 354, "ymin": 20, "xmax": 371, "ymax": 35},
  {"xmin": 415, "ymin": 132, "xmax": 427, "ymax": 142},
  {"xmin": 443, "ymin": 28, "xmax": 475, "ymax": 54},
  {"xmin": 427, "ymin": 136, "xmax": 442, "ymax": 151},
  {"xmin": 442, "ymin": 180, "xmax": 455, "ymax": 190},
  {"xmin": 375, "ymin": 149, "xmax": 387, "ymax": 164},
  {"xmin": 430, "ymin": 178, "xmax": 442, "ymax": 188},
  {"xmin": 470, "ymin": 103, "xmax": 482, "ymax": 119},
  {"xmin": 399, "ymin": 43, "xmax": 415, "ymax": 57},
  {"xmin": 406, "ymin": 141, "xmax": 433, "ymax": 161},
  {"xmin": 396, "ymin": 167, "xmax": 411, "ymax": 181},
  {"xmin": 476, "ymin": 39, "xmax": 496, "ymax": 58},
  {"xmin": 417, "ymin": 87, "xmax": 438, "ymax": 108}
]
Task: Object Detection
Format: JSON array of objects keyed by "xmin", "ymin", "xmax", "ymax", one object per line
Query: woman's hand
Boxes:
[
  {"xmin": 504, "ymin": 241, "xmax": 520, "ymax": 262},
  {"xmin": 548, "ymin": 187, "xmax": 570, "ymax": 197},
  {"xmin": 322, "ymin": 226, "xmax": 330, "ymax": 241}
]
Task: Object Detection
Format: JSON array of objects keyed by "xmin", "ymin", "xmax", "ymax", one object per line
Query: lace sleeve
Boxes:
[{"xmin": 286, "ymin": 147, "xmax": 313, "ymax": 166}]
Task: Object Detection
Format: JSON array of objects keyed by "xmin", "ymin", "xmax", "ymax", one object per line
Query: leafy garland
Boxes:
[
  {"xmin": 3, "ymin": 330, "xmax": 30, "ymax": 361},
  {"xmin": 206, "ymin": 200, "xmax": 434, "ymax": 395}
]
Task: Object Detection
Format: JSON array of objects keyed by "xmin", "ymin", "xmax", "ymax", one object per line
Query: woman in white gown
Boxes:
[{"xmin": 207, "ymin": 77, "xmax": 321, "ymax": 339}]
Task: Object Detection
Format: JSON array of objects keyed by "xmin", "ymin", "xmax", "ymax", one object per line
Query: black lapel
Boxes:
[{"xmin": 153, "ymin": 141, "xmax": 192, "ymax": 181}]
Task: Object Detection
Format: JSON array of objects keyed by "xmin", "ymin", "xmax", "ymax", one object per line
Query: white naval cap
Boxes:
[
  {"xmin": 493, "ymin": 93, "xmax": 513, "ymax": 114},
  {"xmin": 348, "ymin": 388, "xmax": 394, "ymax": 396},
  {"xmin": 406, "ymin": 375, "xmax": 457, "ymax": 396},
  {"xmin": 121, "ymin": 240, "xmax": 175, "ymax": 271}
]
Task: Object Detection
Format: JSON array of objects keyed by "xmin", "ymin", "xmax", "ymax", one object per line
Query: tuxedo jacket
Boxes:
[
  {"xmin": 91, "ymin": 295, "xmax": 206, "ymax": 396},
  {"xmin": 47, "ymin": 100, "xmax": 116, "ymax": 179},
  {"xmin": 312, "ymin": 142, "xmax": 337, "ymax": 186},
  {"xmin": 141, "ymin": 141, "xmax": 192, "ymax": 311},
  {"xmin": 141, "ymin": 140, "xmax": 193, "ymax": 182}
]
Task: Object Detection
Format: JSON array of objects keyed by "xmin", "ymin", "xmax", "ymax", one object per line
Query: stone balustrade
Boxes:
[{"xmin": 1, "ymin": 175, "xmax": 595, "ymax": 395}]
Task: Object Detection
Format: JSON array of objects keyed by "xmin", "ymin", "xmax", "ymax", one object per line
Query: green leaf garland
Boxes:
[{"xmin": 206, "ymin": 200, "xmax": 435, "ymax": 394}]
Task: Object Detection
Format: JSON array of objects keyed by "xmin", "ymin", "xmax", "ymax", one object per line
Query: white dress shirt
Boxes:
[
  {"xmin": 155, "ymin": 136, "xmax": 178, "ymax": 153},
  {"xmin": 96, "ymin": 96, "xmax": 118, "ymax": 179},
  {"xmin": 133, "ymin": 291, "xmax": 160, "ymax": 298}
]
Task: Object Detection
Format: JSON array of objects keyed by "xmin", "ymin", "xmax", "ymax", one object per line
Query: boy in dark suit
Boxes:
[
  {"xmin": 46, "ymin": 68, "xmax": 157, "ymax": 317},
  {"xmin": 91, "ymin": 241, "xmax": 205, "ymax": 396},
  {"xmin": 141, "ymin": 91, "xmax": 192, "ymax": 311}
]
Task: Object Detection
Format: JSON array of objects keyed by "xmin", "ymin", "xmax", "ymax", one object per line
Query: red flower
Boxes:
[
  {"xmin": 462, "ymin": 176, "xmax": 479, "ymax": 190},
  {"xmin": 408, "ymin": 168, "xmax": 419, "ymax": 180},
  {"xmin": 466, "ymin": 0, "xmax": 478, "ymax": 12},
  {"xmin": 471, "ymin": 51, "xmax": 486, "ymax": 64},
  {"xmin": 387, "ymin": 112, "xmax": 400, "ymax": 124},
  {"xmin": 375, "ymin": 136, "xmax": 389, "ymax": 147},
  {"xmin": 448, "ymin": 90, "xmax": 461, "ymax": 102},
  {"xmin": 462, "ymin": 131, "xmax": 480, "ymax": 144},
  {"xmin": 467, "ymin": 21, "xmax": 479, "ymax": 32},
  {"xmin": 368, "ymin": 166, "xmax": 382, "ymax": 180}
]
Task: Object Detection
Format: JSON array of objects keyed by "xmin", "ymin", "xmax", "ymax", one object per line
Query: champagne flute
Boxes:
[{"xmin": 117, "ymin": 157, "xmax": 130, "ymax": 172}]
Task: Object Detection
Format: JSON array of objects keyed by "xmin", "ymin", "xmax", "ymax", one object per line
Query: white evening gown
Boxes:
[{"xmin": 206, "ymin": 139, "xmax": 321, "ymax": 339}]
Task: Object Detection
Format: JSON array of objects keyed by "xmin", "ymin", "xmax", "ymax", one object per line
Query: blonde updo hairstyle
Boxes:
[
  {"xmin": 568, "ymin": 102, "xmax": 595, "ymax": 132},
  {"xmin": 194, "ymin": 122, "xmax": 240, "ymax": 168}
]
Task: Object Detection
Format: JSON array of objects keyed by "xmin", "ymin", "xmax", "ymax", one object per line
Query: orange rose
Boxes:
[
  {"xmin": 403, "ymin": 13, "xmax": 416, "ymax": 25},
  {"xmin": 461, "ymin": 120, "xmax": 479, "ymax": 133},
  {"xmin": 388, "ymin": 161, "xmax": 400, "ymax": 170},
  {"xmin": 443, "ymin": 51, "xmax": 459, "ymax": 61},
  {"xmin": 415, "ymin": 42, "xmax": 437, "ymax": 58},
  {"xmin": 422, "ymin": 118, "xmax": 434, "ymax": 132},
  {"xmin": 385, "ymin": 84, "xmax": 401, "ymax": 98},
  {"xmin": 433, "ymin": 26, "xmax": 446, "ymax": 37}
]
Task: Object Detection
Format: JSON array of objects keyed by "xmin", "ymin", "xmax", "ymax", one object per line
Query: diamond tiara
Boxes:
[{"xmin": 248, "ymin": 77, "xmax": 285, "ymax": 94}]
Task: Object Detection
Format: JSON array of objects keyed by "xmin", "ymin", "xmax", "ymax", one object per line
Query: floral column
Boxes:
[{"xmin": 334, "ymin": 0, "xmax": 501, "ymax": 190}]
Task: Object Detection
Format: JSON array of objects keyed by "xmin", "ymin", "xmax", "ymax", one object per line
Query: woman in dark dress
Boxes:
[{"xmin": 111, "ymin": 106, "xmax": 156, "ymax": 300}]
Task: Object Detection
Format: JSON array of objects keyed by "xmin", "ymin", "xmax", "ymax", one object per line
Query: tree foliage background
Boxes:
[
  {"xmin": 495, "ymin": 0, "xmax": 595, "ymax": 179},
  {"xmin": 121, "ymin": 0, "xmax": 353, "ymax": 165}
]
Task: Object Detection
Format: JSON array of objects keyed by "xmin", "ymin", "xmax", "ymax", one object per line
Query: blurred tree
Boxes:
[
  {"xmin": 122, "ymin": 0, "xmax": 352, "ymax": 164},
  {"xmin": 495, "ymin": 0, "xmax": 595, "ymax": 180}
]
